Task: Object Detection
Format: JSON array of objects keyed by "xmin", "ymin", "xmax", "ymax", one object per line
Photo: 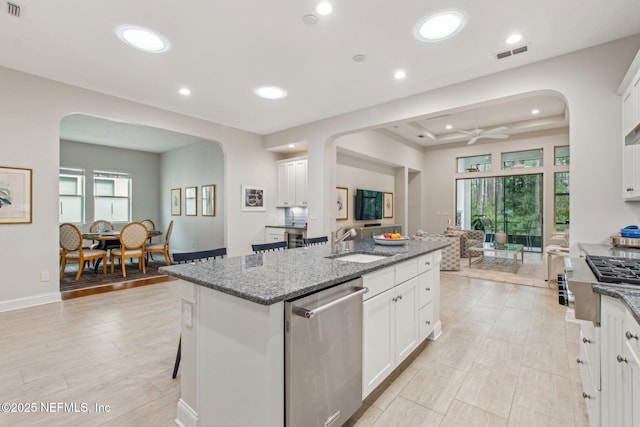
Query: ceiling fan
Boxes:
[{"xmin": 459, "ymin": 125, "xmax": 509, "ymax": 145}]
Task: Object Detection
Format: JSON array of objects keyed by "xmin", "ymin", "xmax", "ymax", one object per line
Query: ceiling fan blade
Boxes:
[
  {"xmin": 483, "ymin": 134, "xmax": 509, "ymax": 139},
  {"xmin": 482, "ymin": 126, "xmax": 508, "ymax": 136},
  {"xmin": 422, "ymin": 129, "xmax": 437, "ymax": 140},
  {"xmin": 467, "ymin": 136, "xmax": 479, "ymax": 145},
  {"xmin": 458, "ymin": 129, "xmax": 477, "ymax": 136}
]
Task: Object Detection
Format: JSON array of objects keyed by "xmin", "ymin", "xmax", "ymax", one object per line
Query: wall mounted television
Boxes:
[{"xmin": 354, "ymin": 189, "xmax": 383, "ymax": 220}]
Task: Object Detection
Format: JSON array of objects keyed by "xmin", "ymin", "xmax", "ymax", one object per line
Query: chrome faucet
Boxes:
[
  {"xmin": 331, "ymin": 227, "xmax": 356, "ymax": 254},
  {"xmin": 289, "ymin": 210, "xmax": 295, "ymax": 226}
]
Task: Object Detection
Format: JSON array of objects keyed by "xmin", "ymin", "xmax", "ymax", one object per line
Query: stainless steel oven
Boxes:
[{"xmin": 285, "ymin": 278, "xmax": 367, "ymax": 427}]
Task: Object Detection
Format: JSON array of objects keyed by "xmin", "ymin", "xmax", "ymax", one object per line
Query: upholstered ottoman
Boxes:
[{"xmin": 412, "ymin": 231, "xmax": 461, "ymax": 271}]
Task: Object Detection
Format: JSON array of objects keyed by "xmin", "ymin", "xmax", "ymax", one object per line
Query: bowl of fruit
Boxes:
[{"xmin": 373, "ymin": 233, "xmax": 409, "ymax": 246}]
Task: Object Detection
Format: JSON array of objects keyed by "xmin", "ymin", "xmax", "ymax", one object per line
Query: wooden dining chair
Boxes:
[
  {"xmin": 303, "ymin": 236, "xmax": 328, "ymax": 246},
  {"xmin": 140, "ymin": 218, "xmax": 156, "ymax": 252},
  {"xmin": 146, "ymin": 220, "xmax": 174, "ymax": 265},
  {"xmin": 252, "ymin": 241, "xmax": 287, "ymax": 253},
  {"xmin": 109, "ymin": 222, "xmax": 148, "ymax": 277},
  {"xmin": 87, "ymin": 219, "xmax": 115, "ymax": 250},
  {"xmin": 60, "ymin": 223, "xmax": 107, "ymax": 280}
]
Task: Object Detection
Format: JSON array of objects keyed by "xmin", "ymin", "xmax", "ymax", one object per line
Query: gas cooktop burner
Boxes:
[{"xmin": 586, "ymin": 255, "xmax": 640, "ymax": 285}]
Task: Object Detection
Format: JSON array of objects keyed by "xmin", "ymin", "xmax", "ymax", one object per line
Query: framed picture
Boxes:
[
  {"xmin": 241, "ymin": 185, "xmax": 265, "ymax": 211},
  {"xmin": 336, "ymin": 187, "xmax": 348, "ymax": 220},
  {"xmin": 202, "ymin": 184, "xmax": 216, "ymax": 216},
  {"xmin": 0, "ymin": 166, "xmax": 32, "ymax": 224},
  {"xmin": 171, "ymin": 188, "xmax": 182, "ymax": 216},
  {"xmin": 383, "ymin": 192, "xmax": 393, "ymax": 218},
  {"xmin": 185, "ymin": 187, "xmax": 197, "ymax": 216}
]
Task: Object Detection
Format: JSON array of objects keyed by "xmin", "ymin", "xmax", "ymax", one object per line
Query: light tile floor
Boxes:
[{"xmin": 0, "ymin": 256, "xmax": 588, "ymax": 426}]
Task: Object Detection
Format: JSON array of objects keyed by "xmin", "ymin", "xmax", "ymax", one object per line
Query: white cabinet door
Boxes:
[
  {"xmin": 601, "ymin": 296, "xmax": 632, "ymax": 427},
  {"xmin": 294, "ymin": 159, "xmax": 307, "ymax": 206},
  {"xmin": 362, "ymin": 288, "xmax": 394, "ymax": 398},
  {"xmin": 394, "ymin": 277, "xmax": 419, "ymax": 363},
  {"xmin": 626, "ymin": 347, "xmax": 640, "ymax": 427}
]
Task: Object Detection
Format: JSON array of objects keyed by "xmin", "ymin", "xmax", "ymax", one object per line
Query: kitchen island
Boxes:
[{"xmin": 160, "ymin": 238, "xmax": 447, "ymax": 427}]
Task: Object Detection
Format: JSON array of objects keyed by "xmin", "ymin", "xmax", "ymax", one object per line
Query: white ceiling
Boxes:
[{"xmin": 2, "ymin": 0, "xmax": 638, "ymax": 147}]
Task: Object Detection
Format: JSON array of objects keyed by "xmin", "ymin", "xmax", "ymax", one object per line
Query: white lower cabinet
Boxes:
[
  {"xmin": 600, "ymin": 295, "xmax": 640, "ymax": 427},
  {"xmin": 362, "ymin": 252, "xmax": 441, "ymax": 399}
]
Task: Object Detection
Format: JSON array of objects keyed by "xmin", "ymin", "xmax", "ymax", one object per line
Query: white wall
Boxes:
[
  {"xmin": 161, "ymin": 140, "xmax": 225, "ymax": 252},
  {"xmin": 60, "ymin": 140, "xmax": 161, "ymax": 231},
  {"xmin": 0, "ymin": 65, "xmax": 275, "ymax": 312},
  {"xmin": 265, "ymin": 35, "xmax": 640, "ymax": 252}
]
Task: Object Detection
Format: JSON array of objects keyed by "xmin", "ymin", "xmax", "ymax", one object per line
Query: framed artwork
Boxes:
[
  {"xmin": 185, "ymin": 187, "xmax": 197, "ymax": 216},
  {"xmin": 0, "ymin": 166, "xmax": 32, "ymax": 224},
  {"xmin": 336, "ymin": 187, "xmax": 348, "ymax": 220},
  {"xmin": 383, "ymin": 192, "xmax": 393, "ymax": 218},
  {"xmin": 171, "ymin": 188, "xmax": 181, "ymax": 216},
  {"xmin": 202, "ymin": 184, "xmax": 216, "ymax": 216},
  {"xmin": 241, "ymin": 185, "xmax": 265, "ymax": 211}
]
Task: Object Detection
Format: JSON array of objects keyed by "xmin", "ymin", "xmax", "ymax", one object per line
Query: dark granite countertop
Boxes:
[
  {"xmin": 160, "ymin": 238, "xmax": 448, "ymax": 305},
  {"xmin": 578, "ymin": 243, "xmax": 640, "ymax": 325}
]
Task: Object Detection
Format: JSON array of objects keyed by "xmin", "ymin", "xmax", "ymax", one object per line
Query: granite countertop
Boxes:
[
  {"xmin": 578, "ymin": 243, "xmax": 640, "ymax": 325},
  {"xmin": 160, "ymin": 238, "xmax": 448, "ymax": 305}
]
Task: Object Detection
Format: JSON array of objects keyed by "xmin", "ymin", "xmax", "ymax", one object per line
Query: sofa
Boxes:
[
  {"xmin": 444, "ymin": 226, "xmax": 485, "ymax": 258},
  {"xmin": 412, "ymin": 230, "xmax": 461, "ymax": 271}
]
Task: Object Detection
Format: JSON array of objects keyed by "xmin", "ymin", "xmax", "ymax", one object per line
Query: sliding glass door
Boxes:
[{"xmin": 456, "ymin": 173, "xmax": 543, "ymax": 252}]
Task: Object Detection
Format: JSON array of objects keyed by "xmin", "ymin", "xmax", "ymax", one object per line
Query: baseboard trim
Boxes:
[
  {"xmin": 0, "ymin": 292, "xmax": 61, "ymax": 313},
  {"xmin": 175, "ymin": 399, "xmax": 199, "ymax": 427}
]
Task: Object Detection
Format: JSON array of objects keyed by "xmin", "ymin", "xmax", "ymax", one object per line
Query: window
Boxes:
[
  {"xmin": 93, "ymin": 171, "xmax": 132, "ymax": 222},
  {"xmin": 457, "ymin": 154, "xmax": 491, "ymax": 173},
  {"xmin": 501, "ymin": 149, "xmax": 543, "ymax": 169},
  {"xmin": 59, "ymin": 168, "xmax": 85, "ymax": 224},
  {"xmin": 554, "ymin": 146, "xmax": 570, "ymax": 165},
  {"xmin": 554, "ymin": 172, "xmax": 570, "ymax": 232}
]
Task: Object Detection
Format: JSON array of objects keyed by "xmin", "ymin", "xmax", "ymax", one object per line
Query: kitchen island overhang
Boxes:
[{"xmin": 160, "ymin": 238, "xmax": 448, "ymax": 427}]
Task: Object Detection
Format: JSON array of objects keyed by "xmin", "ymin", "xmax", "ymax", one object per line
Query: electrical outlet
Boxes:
[
  {"xmin": 184, "ymin": 302, "xmax": 193, "ymax": 328},
  {"xmin": 40, "ymin": 271, "xmax": 50, "ymax": 282}
]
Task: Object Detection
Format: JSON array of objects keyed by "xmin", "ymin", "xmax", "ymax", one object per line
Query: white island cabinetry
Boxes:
[{"xmin": 362, "ymin": 251, "xmax": 441, "ymax": 398}]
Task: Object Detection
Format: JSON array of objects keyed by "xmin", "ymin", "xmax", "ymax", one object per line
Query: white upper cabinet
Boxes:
[
  {"xmin": 276, "ymin": 157, "xmax": 307, "ymax": 207},
  {"xmin": 619, "ymin": 49, "xmax": 640, "ymax": 201}
]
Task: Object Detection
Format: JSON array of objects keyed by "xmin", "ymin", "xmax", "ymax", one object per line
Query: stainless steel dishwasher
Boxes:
[{"xmin": 285, "ymin": 277, "xmax": 367, "ymax": 427}]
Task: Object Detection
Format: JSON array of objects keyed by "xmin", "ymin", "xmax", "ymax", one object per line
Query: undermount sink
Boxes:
[{"xmin": 331, "ymin": 253, "xmax": 389, "ymax": 263}]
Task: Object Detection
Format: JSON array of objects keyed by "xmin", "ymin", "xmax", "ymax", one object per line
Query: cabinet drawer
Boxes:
[
  {"xmin": 419, "ymin": 302, "xmax": 434, "ymax": 342},
  {"xmin": 395, "ymin": 259, "xmax": 418, "ymax": 285},
  {"xmin": 578, "ymin": 340, "xmax": 601, "ymax": 427},
  {"xmin": 418, "ymin": 271, "xmax": 434, "ymax": 308},
  {"xmin": 580, "ymin": 321, "xmax": 601, "ymax": 390},
  {"xmin": 417, "ymin": 253, "xmax": 434, "ymax": 274},
  {"xmin": 625, "ymin": 309, "xmax": 640, "ymax": 360},
  {"xmin": 363, "ymin": 267, "xmax": 395, "ymax": 301}
]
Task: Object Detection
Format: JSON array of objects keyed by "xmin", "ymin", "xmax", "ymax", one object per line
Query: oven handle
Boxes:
[{"xmin": 294, "ymin": 287, "xmax": 368, "ymax": 319}]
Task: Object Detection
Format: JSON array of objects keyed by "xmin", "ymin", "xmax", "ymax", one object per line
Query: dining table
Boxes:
[{"xmin": 82, "ymin": 229, "xmax": 163, "ymax": 272}]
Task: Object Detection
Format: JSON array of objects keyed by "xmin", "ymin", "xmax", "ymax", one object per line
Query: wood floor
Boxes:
[{"xmin": 0, "ymin": 259, "xmax": 588, "ymax": 426}]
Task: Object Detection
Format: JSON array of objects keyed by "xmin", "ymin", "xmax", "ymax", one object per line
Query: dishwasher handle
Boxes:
[{"xmin": 294, "ymin": 286, "xmax": 368, "ymax": 319}]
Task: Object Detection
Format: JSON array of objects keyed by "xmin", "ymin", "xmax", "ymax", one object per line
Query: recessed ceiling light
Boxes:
[
  {"xmin": 394, "ymin": 70, "xmax": 407, "ymax": 80},
  {"xmin": 445, "ymin": 124, "xmax": 453, "ymax": 130},
  {"xmin": 531, "ymin": 109, "xmax": 540, "ymax": 115},
  {"xmin": 302, "ymin": 14, "xmax": 318, "ymax": 25},
  {"xmin": 179, "ymin": 87, "xmax": 191, "ymax": 96},
  {"xmin": 414, "ymin": 10, "xmax": 466, "ymax": 42},
  {"xmin": 505, "ymin": 33, "xmax": 523, "ymax": 45},
  {"xmin": 316, "ymin": 2, "xmax": 333, "ymax": 15},
  {"xmin": 254, "ymin": 85, "xmax": 288, "ymax": 100},
  {"xmin": 116, "ymin": 25, "xmax": 169, "ymax": 53},
  {"xmin": 288, "ymin": 144, "xmax": 295, "ymax": 148},
  {"xmin": 352, "ymin": 54, "xmax": 366, "ymax": 62}
]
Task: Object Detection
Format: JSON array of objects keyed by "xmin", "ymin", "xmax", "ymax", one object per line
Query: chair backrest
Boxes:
[
  {"xmin": 173, "ymin": 248, "xmax": 227, "ymax": 264},
  {"xmin": 163, "ymin": 220, "xmax": 174, "ymax": 247},
  {"xmin": 252, "ymin": 241, "xmax": 287, "ymax": 253},
  {"xmin": 303, "ymin": 236, "xmax": 328, "ymax": 246},
  {"xmin": 141, "ymin": 219, "xmax": 155, "ymax": 232},
  {"xmin": 119, "ymin": 222, "xmax": 149, "ymax": 250},
  {"xmin": 89, "ymin": 220, "xmax": 114, "ymax": 232},
  {"xmin": 60, "ymin": 223, "xmax": 82, "ymax": 252}
]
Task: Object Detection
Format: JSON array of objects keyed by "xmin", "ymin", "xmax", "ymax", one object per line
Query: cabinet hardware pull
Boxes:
[
  {"xmin": 627, "ymin": 188, "xmax": 634, "ymax": 192},
  {"xmin": 582, "ymin": 337, "xmax": 592, "ymax": 344},
  {"xmin": 576, "ymin": 358, "xmax": 584, "ymax": 364},
  {"xmin": 425, "ymin": 287, "xmax": 431, "ymax": 291},
  {"xmin": 617, "ymin": 354, "xmax": 628, "ymax": 364},
  {"xmin": 582, "ymin": 392, "xmax": 592, "ymax": 400},
  {"xmin": 425, "ymin": 321, "xmax": 431, "ymax": 325},
  {"xmin": 425, "ymin": 261, "xmax": 430, "ymax": 266},
  {"xmin": 626, "ymin": 331, "xmax": 639, "ymax": 341}
]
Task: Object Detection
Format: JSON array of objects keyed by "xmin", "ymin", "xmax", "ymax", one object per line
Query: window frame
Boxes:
[
  {"xmin": 93, "ymin": 170, "xmax": 132, "ymax": 223},
  {"xmin": 59, "ymin": 168, "xmax": 85, "ymax": 225}
]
